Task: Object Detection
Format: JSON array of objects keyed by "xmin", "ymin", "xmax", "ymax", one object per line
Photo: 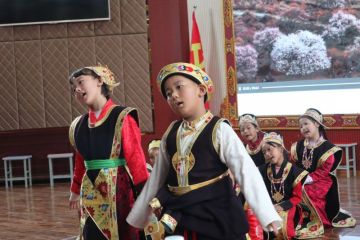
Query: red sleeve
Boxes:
[
  {"xmin": 122, "ymin": 114, "xmax": 149, "ymax": 185},
  {"xmin": 70, "ymin": 151, "xmax": 85, "ymax": 194},
  {"xmin": 309, "ymin": 154, "xmax": 334, "ymax": 182}
]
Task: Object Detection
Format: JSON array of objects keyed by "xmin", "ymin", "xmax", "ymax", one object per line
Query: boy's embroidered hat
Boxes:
[
  {"xmin": 263, "ymin": 132, "xmax": 285, "ymax": 149},
  {"xmin": 300, "ymin": 108, "xmax": 327, "ymax": 128},
  {"xmin": 239, "ymin": 114, "xmax": 259, "ymax": 128},
  {"xmin": 148, "ymin": 140, "xmax": 161, "ymax": 152},
  {"xmin": 70, "ymin": 64, "xmax": 120, "ymax": 91},
  {"xmin": 156, "ymin": 62, "xmax": 214, "ymax": 102}
]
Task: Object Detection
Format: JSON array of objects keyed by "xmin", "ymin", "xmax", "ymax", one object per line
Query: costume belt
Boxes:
[
  {"xmin": 84, "ymin": 158, "xmax": 126, "ymax": 170},
  {"xmin": 168, "ymin": 171, "xmax": 229, "ymax": 196}
]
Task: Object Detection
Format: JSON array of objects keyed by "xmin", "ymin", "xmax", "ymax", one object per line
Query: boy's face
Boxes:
[
  {"xmin": 71, "ymin": 75, "xmax": 103, "ymax": 106},
  {"xmin": 164, "ymin": 75, "xmax": 206, "ymax": 121}
]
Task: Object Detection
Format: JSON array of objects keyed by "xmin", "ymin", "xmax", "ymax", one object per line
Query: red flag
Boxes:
[{"xmin": 190, "ymin": 10, "xmax": 209, "ymax": 109}]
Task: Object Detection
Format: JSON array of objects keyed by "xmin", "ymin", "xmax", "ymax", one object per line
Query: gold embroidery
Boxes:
[
  {"xmin": 171, "ymin": 152, "xmax": 195, "ymax": 186},
  {"xmin": 301, "ymin": 138, "xmax": 325, "ymax": 170},
  {"xmin": 181, "ymin": 111, "xmax": 213, "ymax": 138},
  {"xmin": 69, "ymin": 115, "xmax": 82, "ymax": 150},
  {"xmin": 246, "ymin": 143, "xmax": 262, "ymax": 155},
  {"xmin": 292, "ymin": 170, "xmax": 308, "ymax": 188},
  {"xmin": 160, "ymin": 213, "xmax": 177, "ymax": 233},
  {"xmin": 168, "ymin": 171, "xmax": 229, "ymax": 196},
  {"xmin": 88, "ymin": 105, "xmax": 117, "ymax": 128},
  {"xmin": 172, "ymin": 112, "xmax": 213, "ymax": 186},
  {"xmin": 267, "ymin": 162, "xmax": 292, "ymax": 203}
]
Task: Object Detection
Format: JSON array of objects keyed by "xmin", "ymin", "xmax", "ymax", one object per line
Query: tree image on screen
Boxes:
[{"xmin": 233, "ymin": 0, "xmax": 360, "ymax": 84}]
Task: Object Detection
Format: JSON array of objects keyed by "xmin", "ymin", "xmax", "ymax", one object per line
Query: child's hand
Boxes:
[
  {"xmin": 304, "ymin": 175, "xmax": 313, "ymax": 185},
  {"xmin": 69, "ymin": 192, "xmax": 80, "ymax": 210},
  {"xmin": 267, "ymin": 221, "xmax": 279, "ymax": 235},
  {"xmin": 153, "ymin": 207, "xmax": 162, "ymax": 218},
  {"xmin": 274, "ymin": 205, "xmax": 283, "ymax": 212}
]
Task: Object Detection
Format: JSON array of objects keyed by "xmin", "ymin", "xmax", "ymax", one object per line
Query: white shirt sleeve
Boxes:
[
  {"xmin": 217, "ymin": 122, "xmax": 282, "ymax": 230},
  {"xmin": 126, "ymin": 136, "xmax": 170, "ymax": 228}
]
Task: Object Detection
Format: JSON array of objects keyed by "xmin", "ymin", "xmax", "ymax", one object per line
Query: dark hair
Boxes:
[
  {"xmin": 161, "ymin": 73, "xmax": 207, "ymax": 103},
  {"xmin": 69, "ymin": 68, "xmax": 111, "ymax": 99},
  {"xmin": 266, "ymin": 141, "xmax": 289, "ymax": 161},
  {"xmin": 319, "ymin": 125, "xmax": 328, "ymax": 140}
]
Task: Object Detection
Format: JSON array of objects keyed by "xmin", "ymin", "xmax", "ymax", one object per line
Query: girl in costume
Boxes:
[
  {"xmin": 239, "ymin": 114, "xmax": 266, "ymax": 167},
  {"xmin": 68, "ymin": 65, "xmax": 149, "ymax": 240},
  {"xmin": 291, "ymin": 108, "xmax": 356, "ymax": 229},
  {"xmin": 238, "ymin": 114, "xmax": 266, "ymax": 240},
  {"xmin": 127, "ymin": 62, "xmax": 281, "ymax": 240},
  {"xmin": 259, "ymin": 132, "xmax": 323, "ymax": 239}
]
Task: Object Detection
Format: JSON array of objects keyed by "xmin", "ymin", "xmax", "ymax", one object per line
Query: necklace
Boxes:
[
  {"xmin": 301, "ymin": 147, "xmax": 314, "ymax": 170},
  {"xmin": 267, "ymin": 162, "xmax": 291, "ymax": 203},
  {"xmin": 301, "ymin": 137, "xmax": 324, "ymax": 170}
]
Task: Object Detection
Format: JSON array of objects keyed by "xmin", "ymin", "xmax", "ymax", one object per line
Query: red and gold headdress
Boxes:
[
  {"xmin": 83, "ymin": 65, "xmax": 119, "ymax": 91},
  {"xmin": 70, "ymin": 64, "xmax": 119, "ymax": 92},
  {"xmin": 156, "ymin": 62, "xmax": 214, "ymax": 102}
]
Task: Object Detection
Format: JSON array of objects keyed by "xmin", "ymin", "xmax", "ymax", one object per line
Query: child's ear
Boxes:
[
  {"xmin": 97, "ymin": 77, "xmax": 104, "ymax": 87},
  {"xmin": 198, "ymin": 84, "xmax": 207, "ymax": 98}
]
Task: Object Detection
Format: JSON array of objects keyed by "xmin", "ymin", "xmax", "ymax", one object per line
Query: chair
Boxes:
[
  {"xmin": 335, "ymin": 143, "xmax": 357, "ymax": 178},
  {"xmin": 47, "ymin": 153, "xmax": 74, "ymax": 187},
  {"xmin": 2, "ymin": 155, "xmax": 32, "ymax": 188}
]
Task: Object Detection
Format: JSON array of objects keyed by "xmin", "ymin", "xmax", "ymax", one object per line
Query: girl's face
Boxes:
[
  {"xmin": 299, "ymin": 117, "xmax": 319, "ymax": 140},
  {"xmin": 240, "ymin": 122, "xmax": 259, "ymax": 143},
  {"xmin": 262, "ymin": 143, "xmax": 284, "ymax": 165},
  {"xmin": 164, "ymin": 75, "xmax": 206, "ymax": 121},
  {"xmin": 148, "ymin": 148, "xmax": 159, "ymax": 167},
  {"xmin": 72, "ymin": 75, "xmax": 103, "ymax": 107}
]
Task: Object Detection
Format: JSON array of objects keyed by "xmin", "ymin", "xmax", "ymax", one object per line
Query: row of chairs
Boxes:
[
  {"xmin": 2, "ymin": 144, "xmax": 357, "ymax": 188},
  {"xmin": 2, "ymin": 153, "xmax": 73, "ymax": 188}
]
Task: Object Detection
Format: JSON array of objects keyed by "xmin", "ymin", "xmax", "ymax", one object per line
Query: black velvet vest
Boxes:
[
  {"xmin": 292, "ymin": 139, "xmax": 345, "ymax": 221},
  {"xmin": 73, "ymin": 106, "xmax": 137, "ymax": 183},
  {"xmin": 248, "ymin": 148, "xmax": 266, "ymax": 167},
  {"xmin": 259, "ymin": 160, "xmax": 306, "ymax": 205},
  {"xmin": 293, "ymin": 139, "xmax": 342, "ymax": 173},
  {"xmin": 165, "ymin": 116, "xmax": 228, "ymax": 186}
]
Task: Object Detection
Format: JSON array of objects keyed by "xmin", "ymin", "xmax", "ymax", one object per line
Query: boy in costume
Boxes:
[{"xmin": 127, "ymin": 62, "xmax": 281, "ymax": 240}]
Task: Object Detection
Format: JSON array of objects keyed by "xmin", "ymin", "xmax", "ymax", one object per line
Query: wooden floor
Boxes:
[{"xmin": 0, "ymin": 175, "xmax": 359, "ymax": 240}]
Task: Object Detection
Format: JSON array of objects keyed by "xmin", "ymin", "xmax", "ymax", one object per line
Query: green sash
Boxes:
[{"xmin": 84, "ymin": 158, "xmax": 126, "ymax": 170}]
